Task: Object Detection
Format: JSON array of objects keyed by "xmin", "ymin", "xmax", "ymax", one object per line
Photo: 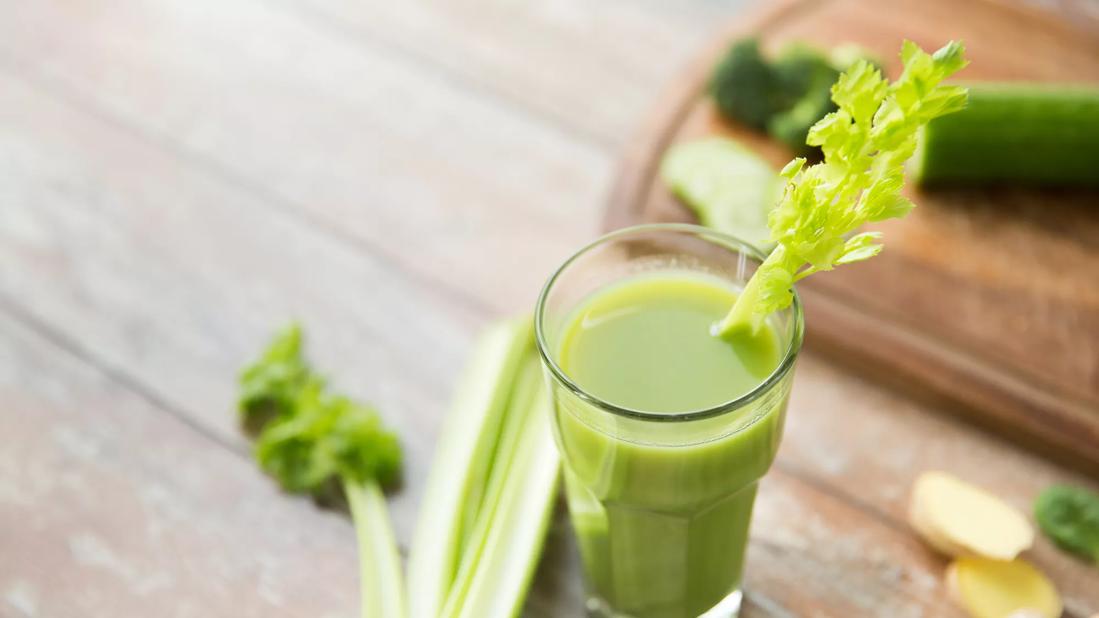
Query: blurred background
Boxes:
[{"xmin": 1, "ymin": 1, "xmax": 1097, "ymax": 617}]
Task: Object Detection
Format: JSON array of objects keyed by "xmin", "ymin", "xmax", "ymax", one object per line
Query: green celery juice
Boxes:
[{"xmin": 551, "ymin": 271, "xmax": 791, "ymax": 618}]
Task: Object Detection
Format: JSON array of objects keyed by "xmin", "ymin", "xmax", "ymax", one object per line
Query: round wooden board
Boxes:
[{"xmin": 605, "ymin": 0, "xmax": 1099, "ymax": 473}]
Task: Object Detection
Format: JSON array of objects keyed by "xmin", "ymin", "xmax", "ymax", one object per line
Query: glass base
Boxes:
[{"xmin": 585, "ymin": 589, "xmax": 743, "ymax": 618}]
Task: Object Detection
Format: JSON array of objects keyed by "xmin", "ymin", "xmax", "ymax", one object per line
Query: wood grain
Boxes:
[
  {"xmin": 0, "ymin": 314, "xmax": 361, "ymax": 617},
  {"xmin": 0, "ymin": 0, "xmax": 607, "ymax": 314},
  {"xmin": 0, "ymin": 303, "xmax": 975, "ymax": 618},
  {"xmin": 605, "ymin": 0, "xmax": 1099, "ymax": 473},
  {"xmin": 1, "ymin": 0, "xmax": 1097, "ymax": 615},
  {"xmin": 3, "ymin": 55, "xmax": 1098, "ymax": 616},
  {"xmin": 0, "ymin": 68, "xmax": 473, "ymax": 543},
  {"xmin": 0, "ymin": 57, "xmax": 948, "ymax": 617},
  {"xmin": 287, "ymin": 0, "xmax": 731, "ymax": 146}
]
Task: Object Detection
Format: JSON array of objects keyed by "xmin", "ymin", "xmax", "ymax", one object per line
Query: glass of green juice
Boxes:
[{"xmin": 535, "ymin": 224, "xmax": 804, "ymax": 618}]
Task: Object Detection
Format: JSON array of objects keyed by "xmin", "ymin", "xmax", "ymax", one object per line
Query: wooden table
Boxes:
[{"xmin": 0, "ymin": 1, "xmax": 1095, "ymax": 616}]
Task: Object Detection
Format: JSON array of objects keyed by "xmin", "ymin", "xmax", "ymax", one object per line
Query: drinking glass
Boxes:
[{"xmin": 535, "ymin": 224, "xmax": 804, "ymax": 618}]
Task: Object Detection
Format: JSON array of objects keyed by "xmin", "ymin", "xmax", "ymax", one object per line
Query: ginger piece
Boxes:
[
  {"xmin": 909, "ymin": 471, "xmax": 1034, "ymax": 559},
  {"xmin": 947, "ymin": 557, "xmax": 1061, "ymax": 618}
]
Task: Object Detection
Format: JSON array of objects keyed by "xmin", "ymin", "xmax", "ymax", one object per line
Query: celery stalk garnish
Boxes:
[{"xmin": 715, "ymin": 41, "xmax": 970, "ymax": 338}]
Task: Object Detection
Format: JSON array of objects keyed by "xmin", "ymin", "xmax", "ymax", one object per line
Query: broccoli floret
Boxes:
[
  {"xmin": 709, "ymin": 39, "xmax": 782, "ymax": 130},
  {"xmin": 709, "ymin": 39, "xmax": 876, "ymax": 152},
  {"xmin": 769, "ymin": 87, "xmax": 836, "ymax": 153},
  {"xmin": 772, "ymin": 44, "xmax": 839, "ymax": 102},
  {"xmin": 768, "ymin": 46, "xmax": 840, "ymax": 152}
]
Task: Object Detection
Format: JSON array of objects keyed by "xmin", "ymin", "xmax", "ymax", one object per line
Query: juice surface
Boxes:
[
  {"xmin": 558, "ymin": 272, "xmax": 778, "ymax": 413},
  {"xmin": 551, "ymin": 271, "xmax": 791, "ymax": 618}
]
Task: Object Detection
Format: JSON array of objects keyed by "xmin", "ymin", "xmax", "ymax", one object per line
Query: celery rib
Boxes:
[
  {"xmin": 406, "ymin": 318, "xmax": 535, "ymax": 618},
  {"xmin": 344, "ymin": 479, "xmax": 407, "ymax": 618},
  {"xmin": 439, "ymin": 357, "xmax": 560, "ymax": 618},
  {"xmin": 446, "ymin": 387, "xmax": 559, "ymax": 618}
]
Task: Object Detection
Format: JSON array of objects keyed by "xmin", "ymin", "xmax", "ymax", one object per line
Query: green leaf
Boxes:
[
  {"xmin": 779, "ymin": 157, "xmax": 806, "ymax": 179},
  {"xmin": 831, "ymin": 60, "xmax": 888, "ymax": 123},
  {"xmin": 1035, "ymin": 485, "xmax": 1099, "ymax": 563},
  {"xmin": 717, "ymin": 41, "xmax": 969, "ymax": 338},
  {"xmin": 835, "ymin": 232, "xmax": 884, "ymax": 265},
  {"xmin": 254, "ymin": 385, "xmax": 401, "ymax": 497},
  {"xmin": 238, "ymin": 324, "xmax": 407, "ymax": 618},
  {"xmin": 238, "ymin": 322, "xmax": 312, "ymax": 433}
]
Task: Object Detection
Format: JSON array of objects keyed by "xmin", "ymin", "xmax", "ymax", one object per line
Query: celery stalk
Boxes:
[
  {"xmin": 344, "ymin": 479, "xmax": 407, "ymax": 618},
  {"xmin": 406, "ymin": 318, "xmax": 534, "ymax": 618},
  {"xmin": 439, "ymin": 357, "xmax": 560, "ymax": 618},
  {"xmin": 446, "ymin": 400, "xmax": 558, "ymax": 618},
  {"xmin": 239, "ymin": 324, "xmax": 406, "ymax": 618},
  {"xmin": 716, "ymin": 41, "xmax": 969, "ymax": 337}
]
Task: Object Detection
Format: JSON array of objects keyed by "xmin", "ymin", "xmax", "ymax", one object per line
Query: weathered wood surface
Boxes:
[
  {"xmin": 605, "ymin": 0, "xmax": 1099, "ymax": 473},
  {"xmin": 0, "ymin": 1, "xmax": 1096, "ymax": 616},
  {"xmin": 0, "ymin": 313, "xmax": 360, "ymax": 617},
  {"xmin": 0, "ymin": 0, "xmax": 606, "ymax": 311}
]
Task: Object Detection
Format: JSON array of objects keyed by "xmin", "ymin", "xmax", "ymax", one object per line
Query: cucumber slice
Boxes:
[
  {"xmin": 911, "ymin": 83, "xmax": 1099, "ymax": 187},
  {"xmin": 660, "ymin": 137, "xmax": 779, "ymax": 251}
]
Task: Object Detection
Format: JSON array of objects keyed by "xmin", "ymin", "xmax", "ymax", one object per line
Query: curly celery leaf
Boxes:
[
  {"xmin": 1034, "ymin": 485, "xmax": 1099, "ymax": 563},
  {"xmin": 239, "ymin": 324, "xmax": 406, "ymax": 618},
  {"xmin": 238, "ymin": 322, "xmax": 313, "ymax": 433},
  {"xmin": 254, "ymin": 384, "xmax": 402, "ymax": 496},
  {"xmin": 716, "ymin": 41, "xmax": 968, "ymax": 338}
]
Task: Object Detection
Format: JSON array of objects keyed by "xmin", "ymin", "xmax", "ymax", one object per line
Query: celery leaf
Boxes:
[{"xmin": 716, "ymin": 41, "xmax": 969, "ymax": 338}]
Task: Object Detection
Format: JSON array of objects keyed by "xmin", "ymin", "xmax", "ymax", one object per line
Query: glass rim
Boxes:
[{"xmin": 534, "ymin": 223, "xmax": 805, "ymax": 423}]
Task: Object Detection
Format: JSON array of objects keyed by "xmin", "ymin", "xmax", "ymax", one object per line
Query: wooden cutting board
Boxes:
[{"xmin": 606, "ymin": 0, "xmax": 1099, "ymax": 473}]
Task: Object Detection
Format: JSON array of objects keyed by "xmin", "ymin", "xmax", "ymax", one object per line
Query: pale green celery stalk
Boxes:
[
  {"xmin": 713, "ymin": 244, "xmax": 799, "ymax": 339},
  {"xmin": 439, "ymin": 356, "xmax": 560, "ymax": 618},
  {"xmin": 344, "ymin": 479, "xmax": 406, "ymax": 618},
  {"xmin": 407, "ymin": 318, "xmax": 533, "ymax": 618},
  {"xmin": 446, "ymin": 390, "xmax": 558, "ymax": 618}
]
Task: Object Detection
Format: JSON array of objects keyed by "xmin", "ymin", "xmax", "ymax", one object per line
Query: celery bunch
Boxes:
[
  {"xmin": 239, "ymin": 319, "xmax": 558, "ymax": 618},
  {"xmin": 409, "ymin": 318, "xmax": 559, "ymax": 618},
  {"xmin": 716, "ymin": 41, "xmax": 970, "ymax": 338}
]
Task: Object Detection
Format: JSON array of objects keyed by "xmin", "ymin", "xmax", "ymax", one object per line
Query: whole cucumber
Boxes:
[{"xmin": 911, "ymin": 83, "xmax": 1099, "ymax": 187}]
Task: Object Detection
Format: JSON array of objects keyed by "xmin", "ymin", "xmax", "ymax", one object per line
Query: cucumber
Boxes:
[
  {"xmin": 659, "ymin": 137, "xmax": 779, "ymax": 251},
  {"xmin": 911, "ymin": 83, "xmax": 1099, "ymax": 187}
]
